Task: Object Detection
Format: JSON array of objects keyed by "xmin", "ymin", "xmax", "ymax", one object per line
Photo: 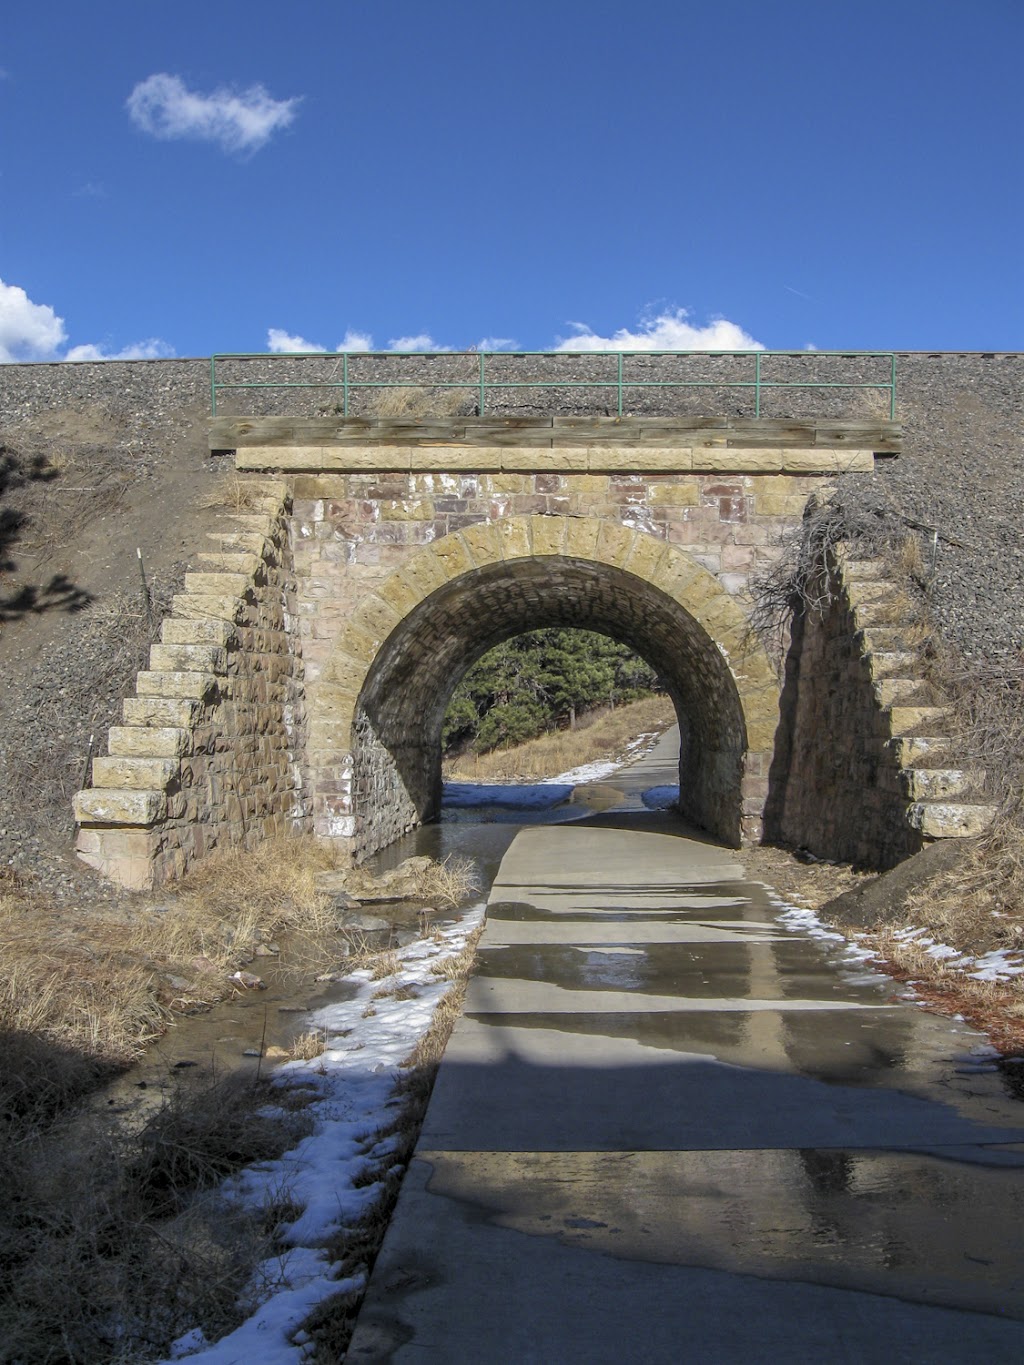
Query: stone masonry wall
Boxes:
[
  {"xmin": 73, "ymin": 481, "xmax": 310, "ymax": 888},
  {"xmin": 284, "ymin": 466, "xmax": 837, "ymax": 700},
  {"xmin": 766, "ymin": 553, "xmax": 995, "ymax": 869}
]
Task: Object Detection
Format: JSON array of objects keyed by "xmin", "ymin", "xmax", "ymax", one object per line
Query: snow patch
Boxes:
[{"xmin": 165, "ymin": 906, "xmax": 484, "ymax": 1362}]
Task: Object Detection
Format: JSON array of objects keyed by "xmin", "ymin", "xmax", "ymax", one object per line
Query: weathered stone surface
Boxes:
[
  {"xmin": 74, "ymin": 788, "xmax": 167, "ymax": 827},
  {"xmin": 91, "ymin": 756, "xmax": 178, "ymax": 791},
  {"xmin": 908, "ymin": 802, "xmax": 997, "ymax": 838}
]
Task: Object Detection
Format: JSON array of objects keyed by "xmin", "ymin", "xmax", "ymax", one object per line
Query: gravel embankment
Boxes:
[{"xmin": 0, "ymin": 352, "xmax": 1019, "ymax": 901}]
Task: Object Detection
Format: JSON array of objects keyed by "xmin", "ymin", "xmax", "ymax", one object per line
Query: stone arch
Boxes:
[{"xmin": 309, "ymin": 515, "xmax": 779, "ymax": 857}]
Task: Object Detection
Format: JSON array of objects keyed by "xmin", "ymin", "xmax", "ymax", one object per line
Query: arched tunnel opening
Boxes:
[{"xmin": 350, "ymin": 556, "xmax": 756, "ymax": 860}]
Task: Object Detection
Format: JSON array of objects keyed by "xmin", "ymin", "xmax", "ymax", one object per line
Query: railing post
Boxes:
[
  {"xmin": 754, "ymin": 351, "xmax": 761, "ymax": 417},
  {"xmin": 890, "ymin": 352, "xmax": 897, "ymax": 421},
  {"xmin": 617, "ymin": 352, "xmax": 623, "ymax": 416},
  {"xmin": 479, "ymin": 352, "xmax": 486, "ymax": 416},
  {"xmin": 343, "ymin": 352, "xmax": 349, "ymax": 418}
]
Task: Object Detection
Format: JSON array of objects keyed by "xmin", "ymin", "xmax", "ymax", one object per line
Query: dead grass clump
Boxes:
[
  {"xmin": 417, "ymin": 854, "xmax": 480, "ymax": 908},
  {"xmin": 195, "ymin": 472, "xmax": 273, "ymax": 513},
  {"xmin": 289, "ymin": 1027, "xmax": 329, "ymax": 1061},
  {"xmin": 369, "ymin": 385, "xmax": 470, "ymax": 419},
  {"xmin": 368, "ymin": 950, "xmax": 403, "ymax": 981},
  {"xmin": 134, "ymin": 834, "xmax": 341, "ymax": 981},
  {"xmin": 0, "ymin": 890, "xmax": 168, "ymax": 1066},
  {"xmin": 127, "ymin": 1072, "xmax": 313, "ymax": 1219},
  {"xmin": 0, "ymin": 1071, "xmax": 313, "ymax": 1363},
  {"xmin": 445, "ymin": 694, "xmax": 676, "ymax": 783}
]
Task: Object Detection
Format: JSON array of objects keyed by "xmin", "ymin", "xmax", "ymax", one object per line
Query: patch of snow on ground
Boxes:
[
  {"xmin": 164, "ymin": 905, "xmax": 485, "ymax": 1363},
  {"xmin": 641, "ymin": 784, "xmax": 679, "ymax": 810},
  {"xmin": 888, "ymin": 926, "xmax": 1024, "ymax": 982}
]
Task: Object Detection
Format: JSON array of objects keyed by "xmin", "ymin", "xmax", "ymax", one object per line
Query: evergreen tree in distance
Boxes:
[{"xmin": 442, "ymin": 629, "xmax": 662, "ymax": 756}]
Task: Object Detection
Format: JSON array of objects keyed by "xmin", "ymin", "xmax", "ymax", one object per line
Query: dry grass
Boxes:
[
  {"xmin": 864, "ymin": 928, "xmax": 1024, "ymax": 1054},
  {"xmin": 445, "ymin": 694, "xmax": 676, "ymax": 783},
  {"xmin": 0, "ymin": 836, "xmax": 473, "ymax": 1077},
  {"xmin": 0, "ymin": 890, "xmax": 169, "ymax": 1068},
  {"xmin": 0, "ymin": 1069, "xmax": 313, "ymax": 1363},
  {"xmin": 289, "ymin": 1026, "xmax": 329, "ymax": 1061},
  {"xmin": 195, "ymin": 471, "xmax": 275, "ymax": 513},
  {"xmin": 369, "ymin": 385, "xmax": 469, "ymax": 419},
  {"xmin": 417, "ymin": 853, "xmax": 479, "ymax": 908}
]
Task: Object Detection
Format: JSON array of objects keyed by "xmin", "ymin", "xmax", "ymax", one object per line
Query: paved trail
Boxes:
[{"xmin": 350, "ymin": 735, "xmax": 1024, "ymax": 1363}]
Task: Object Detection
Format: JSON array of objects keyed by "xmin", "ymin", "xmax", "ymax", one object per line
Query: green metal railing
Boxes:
[{"xmin": 210, "ymin": 350, "xmax": 898, "ymax": 421}]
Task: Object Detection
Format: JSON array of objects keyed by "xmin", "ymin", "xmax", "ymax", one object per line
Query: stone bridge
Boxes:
[{"xmin": 74, "ymin": 412, "xmax": 943, "ymax": 889}]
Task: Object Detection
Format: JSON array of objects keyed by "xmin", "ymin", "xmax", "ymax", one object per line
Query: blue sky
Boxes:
[{"xmin": 2, "ymin": 0, "xmax": 1021, "ymax": 361}]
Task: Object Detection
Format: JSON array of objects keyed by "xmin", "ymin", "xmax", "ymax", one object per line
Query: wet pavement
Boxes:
[{"xmin": 349, "ymin": 734, "xmax": 1024, "ymax": 1362}]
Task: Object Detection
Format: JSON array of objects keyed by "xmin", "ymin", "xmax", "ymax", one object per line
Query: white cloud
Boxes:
[
  {"xmin": 0, "ymin": 279, "xmax": 67, "ymax": 361},
  {"xmin": 64, "ymin": 338, "xmax": 175, "ymax": 362},
  {"xmin": 267, "ymin": 328, "xmax": 325, "ymax": 354},
  {"xmin": 126, "ymin": 73, "xmax": 300, "ymax": 156},
  {"xmin": 555, "ymin": 308, "xmax": 764, "ymax": 352},
  {"xmin": 476, "ymin": 336, "xmax": 518, "ymax": 352},
  {"xmin": 336, "ymin": 329, "xmax": 373, "ymax": 352},
  {"xmin": 387, "ymin": 333, "xmax": 438, "ymax": 352}
]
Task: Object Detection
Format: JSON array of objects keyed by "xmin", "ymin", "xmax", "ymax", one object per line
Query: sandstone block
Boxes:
[
  {"xmin": 123, "ymin": 697, "xmax": 202, "ymax": 728},
  {"xmin": 565, "ymin": 518, "xmax": 601, "ymax": 560},
  {"xmin": 161, "ymin": 618, "xmax": 236, "ymax": 647},
  {"xmin": 501, "ymin": 448, "xmax": 587, "ymax": 472},
  {"xmin": 377, "ymin": 571, "xmax": 425, "ymax": 618},
  {"xmin": 624, "ymin": 531, "xmax": 669, "ymax": 582},
  {"xmin": 497, "ymin": 516, "xmax": 532, "ymax": 560},
  {"xmin": 74, "ymin": 788, "xmax": 167, "ymax": 827},
  {"xmin": 531, "ymin": 516, "xmax": 567, "ymax": 557},
  {"xmin": 194, "ymin": 551, "xmax": 264, "ymax": 576},
  {"xmin": 171, "ymin": 592, "xmax": 245, "ymax": 622},
  {"xmin": 908, "ymin": 802, "xmax": 996, "ymax": 838},
  {"xmin": 136, "ymin": 671, "xmax": 218, "ymax": 701},
  {"xmin": 92, "ymin": 756, "xmax": 178, "ymax": 791},
  {"xmin": 184, "ymin": 571, "xmax": 254, "ymax": 597},
  {"xmin": 703, "ymin": 447, "xmax": 784, "ymax": 473},
  {"xmin": 648, "ymin": 481, "xmax": 699, "ymax": 506},
  {"xmin": 432, "ymin": 533, "xmax": 475, "ymax": 580},
  {"xmin": 150, "ymin": 643, "xmax": 227, "ymax": 674},
  {"xmin": 108, "ymin": 726, "xmax": 190, "ymax": 758}
]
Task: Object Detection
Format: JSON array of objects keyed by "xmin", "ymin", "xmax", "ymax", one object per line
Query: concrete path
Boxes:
[{"xmin": 349, "ymin": 739, "xmax": 1024, "ymax": 1362}]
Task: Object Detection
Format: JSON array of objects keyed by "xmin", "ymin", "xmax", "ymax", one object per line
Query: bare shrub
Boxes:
[{"xmin": 748, "ymin": 494, "xmax": 923, "ymax": 665}]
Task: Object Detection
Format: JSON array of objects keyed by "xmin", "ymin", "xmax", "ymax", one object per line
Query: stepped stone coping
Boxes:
[
  {"xmin": 834, "ymin": 548, "xmax": 995, "ymax": 844},
  {"xmin": 74, "ymin": 480, "xmax": 294, "ymax": 885}
]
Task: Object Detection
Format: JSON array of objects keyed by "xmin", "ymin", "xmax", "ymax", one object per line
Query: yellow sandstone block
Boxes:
[
  {"xmin": 497, "ymin": 517, "xmax": 532, "ymax": 560},
  {"xmin": 594, "ymin": 521, "xmax": 636, "ymax": 568},
  {"xmin": 432, "ymin": 534, "xmax": 475, "ymax": 580},
  {"xmin": 565, "ymin": 518, "xmax": 601, "ymax": 560},
  {"xmin": 624, "ymin": 532, "xmax": 670, "ymax": 582},
  {"xmin": 648, "ymin": 482, "xmax": 699, "ymax": 506},
  {"xmin": 531, "ymin": 516, "xmax": 567, "ymax": 557}
]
